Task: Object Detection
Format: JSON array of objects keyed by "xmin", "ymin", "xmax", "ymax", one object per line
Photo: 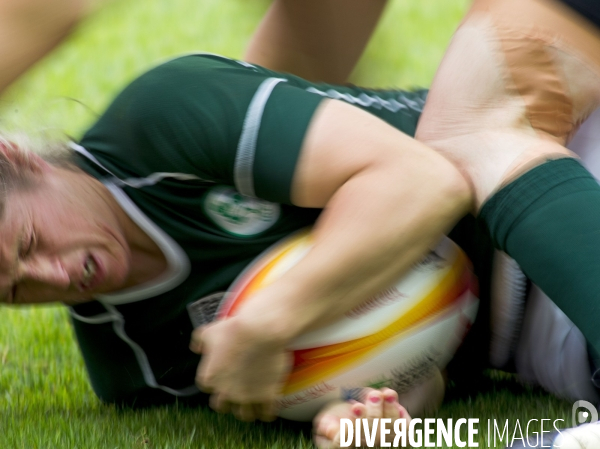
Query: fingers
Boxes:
[
  {"xmin": 210, "ymin": 396, "xmax": 278, "ymax": 422},
  {"xmin": 194, "ymin": 351, "xmax": 215, "ymax": 394},
  {"xmin": 209, "ymin": 393, "xmax": 231, "ymax": 414},
  {"xmin": 197, "ymin": 356, "xmax": 279, "ymax": 422},
  {"xmin": 231, "ymin": 404, "xmax": 257, "ymax": 422},
  {"xmin": 195, "ymin": 370, "xmax": 209, "ymax": 393},
  {"xmin": 258, "ymin": 401, "xmax": 279, "ymax": 422}
]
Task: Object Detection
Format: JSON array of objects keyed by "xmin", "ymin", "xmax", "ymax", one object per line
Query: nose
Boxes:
[{"xmin": 19, "ymin": 256, "xmax": 71, "ymax": 289}]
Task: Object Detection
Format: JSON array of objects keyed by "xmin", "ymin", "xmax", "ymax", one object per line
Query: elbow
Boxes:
[
  {"xmin": 437, "ymin": 159, "xmax": 474, "ymax": 217},
  {"xmin": 397, "ymin": 145, "xmax": 475, "ymax": 219}
]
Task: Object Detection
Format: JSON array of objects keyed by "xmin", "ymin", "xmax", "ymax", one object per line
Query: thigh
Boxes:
[{"xmin": 417, "ymin": 0, "xmax": 600, "ymax": 209}]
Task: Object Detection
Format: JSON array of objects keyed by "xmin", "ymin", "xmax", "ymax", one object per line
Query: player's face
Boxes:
[{"xmin": 0, "ymin": 172, "xmax": 131, "ymax": 304}]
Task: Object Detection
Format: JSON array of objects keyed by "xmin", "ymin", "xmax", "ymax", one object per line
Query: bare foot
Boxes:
[{"xmin": 313, "ymin": 388, "xmax": 410, "ymax": 448}]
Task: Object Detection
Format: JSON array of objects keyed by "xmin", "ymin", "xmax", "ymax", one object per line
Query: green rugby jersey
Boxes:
[{"xmin": 68, "ymin": 53, "xmax": 447, "ymax": 406}]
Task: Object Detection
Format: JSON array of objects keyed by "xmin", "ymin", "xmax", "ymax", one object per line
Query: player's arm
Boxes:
[
  {"xmin": 234, "ymin": 99, "xmax": 471, "ymax": 338},
  {"xmin": 192, "ymin": 99, "xmax": 472, "ymax": 420},
  {"xmin": 0, "ymin": 0, "xmax": 93, "ymax": 95},
  {"xmin": 244, "ymin": 0, "xmax": 387, "ymax": 83}
]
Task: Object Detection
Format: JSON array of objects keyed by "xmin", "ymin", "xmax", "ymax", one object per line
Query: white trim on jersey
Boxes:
[
  {"xmin": 70, "ymin": 142, "xmax": 212, "ymax": 187},
  {"xmin": 95, "ymin": 182, "xmax": 190, "ymax": 305},
  {"xmin": 305, "ymin": 87, "xmax": 425, "ymax": 113},
  {"xmin": 234, "ymin": 77, "xmax": 287, "ymax": 197},
  {"xmin": 65, "ymin": 65, "xmax": 289, "ymax": 401},
  {"xmin": 68, "ymin": 143, "xmax": 203, "ymax": 397},
  {"xmin": 121, "ymin": 171, "xmax": 206, "ymax": 187},
  {"xmin": 70, "ymin": 143, "xmax": 192, "ymax": 305},
  {"xmin": 71, "ymin": 302, "xmax": 199, "ymax": 397},
  {"xmin": 69, "ymin": 309, "xmax": 115, "ymax": 324}
]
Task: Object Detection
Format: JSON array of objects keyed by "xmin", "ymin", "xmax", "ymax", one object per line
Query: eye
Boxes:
[{"xmin": 19, "ymin": 231, "xmax": 35, "ymax": 259}]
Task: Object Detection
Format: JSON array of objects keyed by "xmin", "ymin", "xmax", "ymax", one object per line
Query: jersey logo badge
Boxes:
[{"xmin": 203, "ymin": 186, "xmax": 280, "ymax": 237}]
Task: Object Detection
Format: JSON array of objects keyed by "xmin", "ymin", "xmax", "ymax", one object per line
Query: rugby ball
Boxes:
[{"xmin": 218, "ymin": 229, "xmax": 478, "ymax": 421}]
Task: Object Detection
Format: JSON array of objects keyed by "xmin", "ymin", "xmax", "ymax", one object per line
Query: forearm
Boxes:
[
  {"xmin": 244, "ymin": 0, "xmax": 388, "ymax": 84},
  {"xmin": 234, "ymin": 102, "xmax": 472, "ymax": 343},
  {"xmin": 0, "ymin": 0, "xmax": 89, "ymax": 95}
]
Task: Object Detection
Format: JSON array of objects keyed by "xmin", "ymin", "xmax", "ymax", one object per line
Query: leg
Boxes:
[
  {"xmin": 244, "ymin": 0, "xmax": 388, "ymax": 84},
  {"xmin": 417, "ymin": 0, "xmax": 600, "ymax": 365},
  {"xmin": 417, "ymin": 0, "xmax": 600, "ymax": 209},
  {"xmin": 0, "ymin": 0, "xmax": 91, "ymax": 95}
]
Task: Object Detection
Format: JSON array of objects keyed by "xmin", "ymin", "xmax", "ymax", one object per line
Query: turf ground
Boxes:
[{"xmin": 0, "ymin": 0, "xmax": 574, "ymax": 447}]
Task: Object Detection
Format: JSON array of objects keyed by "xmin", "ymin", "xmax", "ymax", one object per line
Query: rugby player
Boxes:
[
  {"xmin": 0, "ymin": 0, "xmax": 445, "ymax": 434},
  {"xmin": 0, "ymin": 53, "xmax": 469, "ymax": 421},
  {"xmin": 6, "ymin": 50, "xmax": 600, "ymax": 448},
  {"xmin": 416, "ymin": 0, "xmax": 600, "ymax": 408},
  {"xmin": 408, "ymin": 1, "xmax": 600, "ymax": 447},
  {"xmin": 313, "ymin": 109, "xmax": 600, "ymax": 448},
  {"xmin": 5, "ymin": 51, "xmax": 599, "ymax": 447}
]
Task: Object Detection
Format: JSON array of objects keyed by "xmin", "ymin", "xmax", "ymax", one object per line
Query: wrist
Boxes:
[
  {"xmin": 232, "ymin": 281, "xmax": 322, "ymax": 346},
  {"xmin": 232, "ymin": 309, "xmax": 295, "ymax": 350}
]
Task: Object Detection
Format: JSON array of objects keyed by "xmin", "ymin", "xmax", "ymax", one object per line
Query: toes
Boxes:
[
  {"xmin": 365, "ymin": 390, "xmax": 384, "ymax": 419},
  {"xmin": 381, "ymin": 387, "xmax": 397, "ymax": 402},
  {"xmin": 314, "ymin": 410, "xmax": 350, "ymax": 444},
  {"xmin": 397, "ymin": 404, "xmax": 411, "ymax": 424},
  {"xmin": 314, "ymin": 433, "xmax": 338, "ymax": 449},
  {"xmin": 351, "ymin": 401, "xmax": 366, "ymax": 419},
  {"xmin": 315, "ymin": 415, "xmax": 338, "ymax": 438},
  {"xmin": 381, "ymin": 388, "xmax": 400, "ymax": 418},
  {"xmin": 318, "ymin": 418, "xmax": 343, "ymax": 445}
]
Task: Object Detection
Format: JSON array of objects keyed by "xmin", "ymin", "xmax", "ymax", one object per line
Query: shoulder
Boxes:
[
  {"xmin": 116, "ymin": 54, "xmax": 261, "ymax": 111},
  {"xmin": 133, "ymin": 54, "xmax": 255, "ymax": 86}
]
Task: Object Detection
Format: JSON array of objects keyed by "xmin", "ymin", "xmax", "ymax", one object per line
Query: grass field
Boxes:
[{"xmin": 0, "ymin": 0, "xmax": 575, "ymax": 447}]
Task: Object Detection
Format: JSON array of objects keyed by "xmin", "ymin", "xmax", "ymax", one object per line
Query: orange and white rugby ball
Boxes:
[{"xmin": 219, "ymin": 229, "xmax": 478, "ymax": 421}]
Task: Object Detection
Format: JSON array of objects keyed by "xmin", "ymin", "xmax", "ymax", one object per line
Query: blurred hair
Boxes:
[{"xmin": 0, "ymin": 134, "xmax": 76, "ymax": 218}]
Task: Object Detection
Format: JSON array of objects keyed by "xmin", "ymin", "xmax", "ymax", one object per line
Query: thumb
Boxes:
[{"xmin": 189, "ymin": 326, "xmax": 206, "ymax": 354}]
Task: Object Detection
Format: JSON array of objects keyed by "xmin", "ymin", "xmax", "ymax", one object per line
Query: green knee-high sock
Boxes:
[{"xmin": 479, "ymin": 158, "xmax": 600, "ymax": 365}]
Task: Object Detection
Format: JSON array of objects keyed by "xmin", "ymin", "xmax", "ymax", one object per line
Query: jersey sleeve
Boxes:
[
  {"xmin": 234, "ymin": 80, "xmax": 323, "ymax": 203},
  {"xmin": 79, "ymin": 55, "xmax": 426, "ymax": 206},
  {"xmin": 246, "ymin": 82, "xmax": 428, "ymax": 203},
  {"xmin": 79, "ymin": 56, "xmax": 324, "ymax": 204}
]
